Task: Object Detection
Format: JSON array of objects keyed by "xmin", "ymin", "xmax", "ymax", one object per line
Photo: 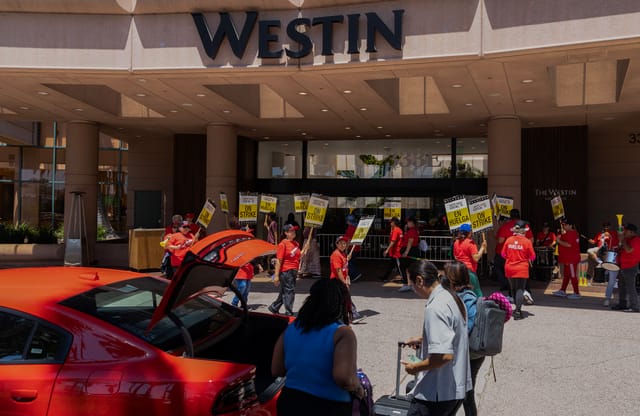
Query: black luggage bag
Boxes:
[{"xmin": 373, "ymin": 342, "xmax": 413, "ymax": 416}]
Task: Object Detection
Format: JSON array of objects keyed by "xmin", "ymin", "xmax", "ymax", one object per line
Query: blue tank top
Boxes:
[{"xmin": 283, "ymin": 321, "xmax": 351, "ymax": 402}]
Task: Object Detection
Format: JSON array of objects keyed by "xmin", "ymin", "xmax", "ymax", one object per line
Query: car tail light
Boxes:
[{"xmin": 211, "ymin": 378, "xmax": 258, "ymax": 415}]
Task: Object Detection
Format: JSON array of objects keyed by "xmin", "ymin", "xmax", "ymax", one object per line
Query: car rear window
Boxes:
[{"xmin": 59, "ymin": 277, "xmax": 239, "ymax": 352}]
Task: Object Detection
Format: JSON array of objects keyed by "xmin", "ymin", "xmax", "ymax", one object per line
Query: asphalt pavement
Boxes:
[{"xmin": 239, "ymin": 271, "xmax": 640, "ymax": 416}]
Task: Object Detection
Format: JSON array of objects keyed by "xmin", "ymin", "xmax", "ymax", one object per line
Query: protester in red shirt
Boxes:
[
  {"xmin": 382, "ymin": 217, "xmax": 404, "ymax": 284},
  {"xmin": 611, "ymin": 223, "xmax": 640, "ymax": 312},
  {"xmin": 330, "ymin": 235, "xmax": 363, "ymax": 322},
  {"xmin": 269, "ymin": 224, "xmax": 301, "ymax": 316},
  {"xmin": 501, "ymin": 220, "xmax": 536, "ymax": 320},
  {"xmin": 553, "ymin": 220, "xmax": 582, "ymax": 299},
  {"xmin": 586, "ymin": 221, "xmax": 618, "ymax": 265},
  {"xmin": 453, "ymin": 223, "xmax": 486, "ymax": 297},
  {"xmin": 535, "ymin": 222, "xmax": 557, "ymax": 248},
  {"xmin": 161, "ymin": 214, "xmax": 182, "ymax": 278},
  {"xmin": 167, "ymin": 221, "xmax": 195, "ymax": 275},
  {"xmin": 493, "ymin": 209, "xmax": 533, "ymax": 292},
  {"xmin": 398, "ymin": 217, "xmax": 420, "ymax": 292},
  {"xmin": 231, "ymin": 261, "xmax": 262, "ymax": 307}
]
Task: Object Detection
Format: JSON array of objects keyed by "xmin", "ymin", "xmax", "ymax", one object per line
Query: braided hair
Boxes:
[{"xmin": 295, "ymin": 278, "xmax": 352, "ymax": 332}]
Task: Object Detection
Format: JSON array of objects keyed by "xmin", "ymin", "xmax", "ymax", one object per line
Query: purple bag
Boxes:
[{"xmin": 352, "ymin": 369, "xmax": 374, "ymax": 416}]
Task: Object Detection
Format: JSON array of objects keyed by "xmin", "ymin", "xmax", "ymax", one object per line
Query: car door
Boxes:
[{"xmin": 0, "ymin": 309, "xmax": 71, "ymax": 416}]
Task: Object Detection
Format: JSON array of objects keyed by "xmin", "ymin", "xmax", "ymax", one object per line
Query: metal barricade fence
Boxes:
[{"xmin": 316, "ymin": 233, "xmax": 454, "ymax": 264}]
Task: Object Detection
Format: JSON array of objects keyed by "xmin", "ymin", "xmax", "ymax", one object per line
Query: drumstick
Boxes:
[{"xmin": 579, "ymin": 234, "xmax": 589, "ymax": 240}]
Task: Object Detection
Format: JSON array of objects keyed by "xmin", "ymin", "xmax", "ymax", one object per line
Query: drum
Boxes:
[
  {"xmin": 534, "ymin": 247, "xmax": 554, "ymax": 267},
  {"xmin": 601, "ymin": 250, "xmax": 620, "ymax": 271}
]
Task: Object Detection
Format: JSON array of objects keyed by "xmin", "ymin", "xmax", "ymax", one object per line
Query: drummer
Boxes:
[
  {"xmin": 535, "ymin": 222, "xmax": 557, "ymax": 248},
  {"xmin": 587, "ymin": 221, "xmax": 618, "ymax": 267}
]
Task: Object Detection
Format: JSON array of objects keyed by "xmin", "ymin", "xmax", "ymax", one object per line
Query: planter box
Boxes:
[{"xmin": 0, "ymin": 242, "xmax": 129, "ymax": 269}]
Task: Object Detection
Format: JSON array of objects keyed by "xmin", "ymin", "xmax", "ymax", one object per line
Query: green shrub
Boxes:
[{"xmin": 0, "ymin": 222, "xmax": 58, "ymax": 244}]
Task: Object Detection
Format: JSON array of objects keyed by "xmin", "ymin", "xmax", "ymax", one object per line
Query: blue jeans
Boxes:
[{"xmin": 231, "ymin": 279, "xmax": 252, "ymax": 307}]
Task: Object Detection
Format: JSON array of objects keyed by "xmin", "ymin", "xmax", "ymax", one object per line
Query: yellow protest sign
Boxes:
[
  {"xmin": 444, "ymin": 195, "xmax": 471, "ymax": 231},
  {"xmin": 551, "ymin": 195, "xmax": 565, "ymax": 220},
  {"xmin": 304, "ymin": 195, "xmax": 329, "ymax": 227},
  {"xmin": 469, "ymin": 196, "xmax": 493, "ymax": 232},
  {"xmin": 259, "ymin": 194, "xmax": 278, "ymax": 214},
  {"xmin": 238, "ymin": 194, "xmax": 258, "ymax": 223},
  {"xmin": 350, "ymin": 216, "xmax": 374, "ymax": 245},
  {"xmin": 496, "ymin": 196, "xmax": 514, "ymax": 218},
  {"xmin": 219, "ymin": 192, "xmax": 229, "ymax": 213},
  {"xmin": 196, "ymin": 199, "xmax": 216, "ymax": 229},
  {"xmin": 383, "ymin": 199, "xmax": 401, "ymax": 220},
  {"xmin": 294, "ymin": 194, "xmax": 310, "ymax": 213}
]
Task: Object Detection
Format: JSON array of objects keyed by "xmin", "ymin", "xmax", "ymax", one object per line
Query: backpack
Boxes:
[
  {"xmin": 468, "ymin": 298, "xmax": 506, "ymax": 356},
  {"xmin": 352, "ymin": 368, "xmax": 374, "ymax": 416}
]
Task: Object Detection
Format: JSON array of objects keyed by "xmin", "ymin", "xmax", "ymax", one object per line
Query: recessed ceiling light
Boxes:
[
  {"xmin": 37, "ymin": 91, "xmax": 49, "ymax": 96},
  {"xmin": 169, "ymin": 109, "xmax": 178, "ymax": 113},
  {"xmin": 19, "ymin": 106, "xmax": 30, "ymax": 110},
  {"xmin": 345, "ymin": 126, "xmax": 352, "ymax": 130},
  {"xmin": 263, "ymin": 136, "xmax": 270, "ymax": 140},
  {"xmin": 435, "ymin": 141, "xmax": 441, "ymax": 144},
  {"xmin": 181, "ymin": 103, "xmax": 193, "ymax": 107},
  {"xmin": 376, "ymin": 126, "xmax": 383, "ymax": 129},
  {"xmin": 359, "ymin": 107, "xmax": 368, "ymax": 111},
  {"xmin": 355, "ymin": 135, "xmax": 361, "ymax": 138},
  {"xmin": 323, "ymin": 143, "xmax": 329, "ymax": 146},
  {"xmin": 435, "ymin": 133, "xmax": 444, "ymax": 137},
  {"xmin": 135, "ymin": 93, "xmax": 146, "ymax": 97},
  {"xmin": 479, "ymin": 123, "xmax": 486, "ymax": 127},
  {"xmin": 488, "ymin": 92, "xmax": 501, "ymax": 97},
  {"xmin": 137, "ymin": 78, "xmax": 147, "ymax": 83},
  {"xmin": 321, "ymin": 108, "xmax": 329, "ymax": 112},
  {"xmin": 196, "ymin": 93, "xmax": 206, "ymax": 97},
  {"xmin": 480, "ymin": 140, "xmax": 486, "ymax": 144},
  {"xmin": 528, "ymin": 121, "xmax": 536, "ymax": 125},
  {"xmin": 222, "ymin": 109, "xmax": 231, "ymax": 114},
  {"xmin": 384, "ymin": 134, "xmax": 391, "ymax": 138},
  {"xmin": 298, "ymin": 91, "xmax": 308, "ymax": 96},
  {"xmin": 521, "ymin": 79, "xmax": 534, "ymax": 84},
  {"xmin": 74, "ymin": 108, "xmax": 83, "ymax": 112},
  {"xmin": 301, "ymin": 132, "xmax": 307, "ymax": 136},
  {"xmin": 524, "ymin": 99, "xmax": 535, "ymax": 103},
  {"xmin": 451, "ymin": 84, "xmax": 463, "ymax": 88},
  {"xmin": 117, "ymin": 127, "xmax": 125, "ymax": 131},
  {"xmin": 343, "ymin": 90, "xmax": 352, "ymax": 94},
  {"xmin": 464, "ymin": 103, "xmax": 473, "ymax": 107}
]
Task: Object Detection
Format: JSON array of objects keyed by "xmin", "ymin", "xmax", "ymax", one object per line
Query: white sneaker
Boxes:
[
  {"xmin": 552, "ymin": 290, "xmax": 567, "ymax": 297},
  {"xmin": 523, "ymin": 290, "xmax": 534, "ymax": 305},
  {"xmin": 603, "ymin": 299, "xmax": 610, "ymax": 307},
  {"xmin": 567, "ymin": 293, "xmax": 582, "ymax": 300},
  {"xmin": 398, "ymin": 285, "xmax": 413, "ymax": 293}
]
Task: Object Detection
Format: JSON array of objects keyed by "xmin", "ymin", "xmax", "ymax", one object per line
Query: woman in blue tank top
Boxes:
[{"xmin": 271, "ymin": 278, "xmax": 365, "ymax": 416}]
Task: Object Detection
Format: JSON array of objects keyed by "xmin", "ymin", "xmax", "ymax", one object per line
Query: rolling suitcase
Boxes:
[{"xmin": 373, "ymin": 342, "xmax": 413, "ymax": 416}]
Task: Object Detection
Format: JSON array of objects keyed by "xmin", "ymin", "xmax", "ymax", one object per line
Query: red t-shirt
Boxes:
[
  {"xmin": 329, "ymin": 248, "xmax": 348, "ymax": 279},
  {"xmin": 501, "ymin": 235, "xmax": 535, "ymax": 278},
  {"xmin": 558, "ymin": 229, "xmax": 581, "ymax": 264},
  {"xmin": 619, "ymin": 235, "xmax": 640, "ymax": 269},
  {"xmin": 388, "ymin": 227, "xmax": 403, "ymax": 258},
  {"xmin": 401, "ymin": 228, "xmax": 419, "ymax": 249},
  {"xmin": 235, "ymin": 263, "xmax": 255, "ymax": 280},
  {"xmin": 594, "ymin": 231, "xmax": 618, "ymax": 248},
  {"xmin": 536, "ymin": 231, "xmax": 556, "ymax": 247},
  {"xmin": 168, "ymin": 232, "xmax": 194, "ymax": 267},
  {"xmin": 496, "ymin": 220, "xmax": 533, "ymax": 254},
  {"xmin": 453, "ymin": 237, "xmax": 479, "ymax": 272},
  {"xmin": 276, "ymin": 239, "xmax": 301, "ymax": 272}
]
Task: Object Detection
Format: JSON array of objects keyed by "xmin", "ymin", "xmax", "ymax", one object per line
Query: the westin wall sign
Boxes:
[{"xmin": 192, "ymin": 10, "xmax": 404, "ymax": 60}]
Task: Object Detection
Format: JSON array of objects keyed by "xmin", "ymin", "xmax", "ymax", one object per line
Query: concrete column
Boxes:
[
  {"xmin": 206, "ymin": 123, "xmax": 237, "ymax": 233},
  {"xmin": 64, "ymin": 121, "xmax": 98, "ymax": 264},
  {"xmin": 487, "ymin": 115, "xmax": 521, "ymax": 256}
]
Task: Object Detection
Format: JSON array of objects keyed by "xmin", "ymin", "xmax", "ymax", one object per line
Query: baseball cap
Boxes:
[
  {"xmin": 336, "ymin": 235, "xmax": 349, "ymax": 244},
  {"xmin": 624, "ymin": 223, "xmax": 638, "ymax": 232},
  {"xmin": 511, "ymin": 220, "xmax": 529, "ymax": 233},
  {"xmin": 283, "ymin": 224, "xmax": 298, "ymax": 232},
  {"xmin": 459, "ymin": 223, "xmax": 472, "ymax": 233},
  {"xmin": 179, "ymin": 220, "xmax": 190, "ymax": 228},
  {"xmin": 346, "ymin": 214, "xmax": 357, "ymax": 225}
]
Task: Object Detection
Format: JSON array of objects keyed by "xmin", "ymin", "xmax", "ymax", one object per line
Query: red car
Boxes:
[{"xmin": 0, "ymin": 230, "xmax": 288, "ymax": 416}]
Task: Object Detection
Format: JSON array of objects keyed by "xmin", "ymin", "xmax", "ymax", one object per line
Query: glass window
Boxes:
[
  {"xmin": 456, "ymin": 138, "xmax": 487, "ymax": 178},
  {"xmin": 0, "ymin": 310, "xmax": 70, "ymax": 363},
  {"xmin": 257, "ymin": 141, "xmax": 302, "ymax": 178},
  {"xmin": 307, "ymin": 139, "xmax": 452, "ymax": 179}
]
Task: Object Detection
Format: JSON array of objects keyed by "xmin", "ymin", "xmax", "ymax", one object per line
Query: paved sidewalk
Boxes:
[{"xmin": 242, "ymin": 274, "xmax": 639, "ymax": 416}]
